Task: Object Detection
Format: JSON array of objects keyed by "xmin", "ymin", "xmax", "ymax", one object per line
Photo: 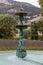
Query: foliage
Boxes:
[
  {"xmin": 38, "ymin": 0, "xmax": 43, "ymax": 16},
  {"xmin": 38, "ymin": 0, "xmax": 43, "ymax": 8},
  {"xmin": 38, "ymin": 19, "xmax": 43, "ymax": 40},
  {"xmin": 23, "ymin": 29, "xmax": 31, "ymax": 39},
  {"xmin": 0, "ymin": 14, "xmax": 17, "ymax": 39},
  {"xmin": 31, "ymin": 22, "xmax": 38, "ymax": 40},
  {"xmin": 38, "ymin": 0, "xmax": 43, "ymax": 40}
]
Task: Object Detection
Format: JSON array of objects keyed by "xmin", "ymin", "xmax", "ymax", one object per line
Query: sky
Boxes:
[{"xmin": 15, "ymin": 0, "xmax": 40, "ymax": 7}]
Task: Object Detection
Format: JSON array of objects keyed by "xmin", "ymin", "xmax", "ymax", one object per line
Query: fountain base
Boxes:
[{"xmin": 16, "ymin": 47, "xmax": 26, "ymax": 58}]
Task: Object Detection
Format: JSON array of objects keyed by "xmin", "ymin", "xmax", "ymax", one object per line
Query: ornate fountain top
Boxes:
[
  {"xmin": 15, "ymin": 5, "xmax": 30, "ymax": 27},
  {"xmin": 15, "ymin": 5, "xmax": 27, "ymax": 16}
]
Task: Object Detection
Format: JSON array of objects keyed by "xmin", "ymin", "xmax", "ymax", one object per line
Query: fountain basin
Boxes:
[
  {"xmin": 0, "ymin": 51, "xmax": 43, "ymax": 65},
  {"xmin": 15, "ymin": 12, "xmax": 27, "ymax": 16},
  {"xmin": 15, "ymin": 25, "xmax": 30, "ymax": 29}
]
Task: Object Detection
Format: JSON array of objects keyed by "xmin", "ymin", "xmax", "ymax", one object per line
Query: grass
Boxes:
[
  {"xmin": 0, "ymin": 47, "xmax": 16, "ymax": 51},
  {"xmin": 0, "ymin": 47, "xmax": 43, "ymax": 51},
  {"xmin": 25, "ymin": 47, "xmax": 43, "ymax": 50}
]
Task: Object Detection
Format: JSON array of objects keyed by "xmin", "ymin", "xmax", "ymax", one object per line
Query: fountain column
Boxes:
[{"xmin": 16, "ymin": 26, "xmax": 26, "ymax": 58}]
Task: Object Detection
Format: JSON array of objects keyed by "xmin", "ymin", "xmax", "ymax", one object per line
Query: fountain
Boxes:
[
  {"xmin": 0, "ymin": 7, "xmax": 43, "ymax": 65},
  {"xmin": 15, "ymin": 8, "xmax": 29, "ymax": 58}
]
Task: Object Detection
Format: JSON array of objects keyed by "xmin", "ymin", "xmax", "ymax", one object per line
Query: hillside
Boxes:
[{"xmin": 0, "ymin": 0, "xmax": 41, "ymax": 19}]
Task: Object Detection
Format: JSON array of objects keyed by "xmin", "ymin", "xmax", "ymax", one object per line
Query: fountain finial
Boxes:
[{"xmin": 20, "ymin": 4, "xmax": 24, "ymax": 11}]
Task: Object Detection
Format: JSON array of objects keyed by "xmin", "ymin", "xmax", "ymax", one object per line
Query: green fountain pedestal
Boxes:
[
  {"xmin": 15, "ymin": 10, "xmax": 29, "ymax": 58},
  {"xmin": 15, "ymin": 25, "xmax": 29, "ymax": 58}
]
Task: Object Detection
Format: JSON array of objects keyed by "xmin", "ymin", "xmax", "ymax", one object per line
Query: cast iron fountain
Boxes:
[{"xmin": 15, "ymin": 8, "xmax": 29, "ymax": 58}]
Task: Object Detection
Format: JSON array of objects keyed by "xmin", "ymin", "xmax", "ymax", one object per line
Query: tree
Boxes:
[
  {"xmin": 31, "ymin": 22, "xmax": 38, "ymax": 40},
  {"xmin": 37, "ymin": 20, "xmax": 43, "ymax": 40},
  {"xmin": 38, "ymin": 0, "xmax": 43, "ymax": 8},
  {"xmin": 23, "ymin": 29, "xmax": 31, "ymax": 39},
  {"xmin": 38, "ymin": 0, "xmax": 43, "ymax": 16},
  {"xmin": 38, "ymin": 0, "xmax": 43, "ymax": 40},
  {"xmin": 0, "ymin": 14, "xmax": 17, "ymax": 39}
]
